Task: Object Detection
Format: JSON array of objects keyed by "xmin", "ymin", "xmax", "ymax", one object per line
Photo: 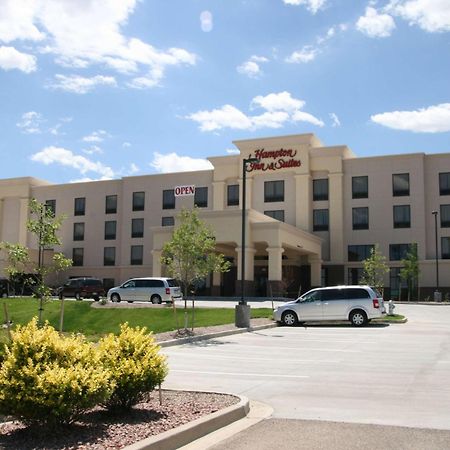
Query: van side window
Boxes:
[
  {"xmin": 344, "ymin": 288, "xmax": 370, "ymax": 299},
  {"xmin": 135, "ymin": 280, "xmax": 147, "ymax": 288},
  {"xmin": 322, "ymin": 289, "xmax": 344, "ymax": 301},
  {"xmin": 301, "ymin": 290, "xmax": 322, "ymax": 302}
]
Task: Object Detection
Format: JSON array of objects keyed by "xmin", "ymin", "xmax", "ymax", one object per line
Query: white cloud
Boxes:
[
  {"xmin": 329, "ymin": 112, "xmax": 341, "ymax": 127},
  {"xmin": 285, "ymin": 46, "xmax": 318, "ymax": 63},
  {"xmin": 82, "ymin": 130, "xmax": 110, "ymax": 143},
  {"xmin": 356, "ymin": 7, "xmax": 396, "ymax": 38},
  {"xmin": 371, "ymin": 103, "xmax": 450, "ymax": 132},
  {"xmin": 17, "ymin": 111, "xmax": 43, "ymax": 134},
  {"xmin": 82, "ymin": 145, "xmax": 103, "ymax": 155},
  {"xmin": 200, "ymin": 11, "xmax": 213, "ymax": 32},
  {"xmin": 226, "ymin": 148, "xmax": 240, "ymax": 155},
  {"xmin": 292, "ymin": 110, "xmax": 324, "ymax": 127},
  {"xmin": 31, "ymin": 146, "xmax": 115, "ymax": 178},
  {"xmin": 251, "ymin": 91, "xmax": 305, "ymax": 112},
  {"xmin": 282, "ymin": 0, "xmax": 327, "ymax": 14},
  {"xmin": 387, "ymin": 0, "xmax": 450, "ymax": 33},
  {"xmin": 122, "ymin": 142, "xmax": 131, "ymax": 148},
  {"xmin": 129, "ymin": 163, "xmax": 139, "ymax": 174},
  {"xmin": 49, "ymin": 74, "xmax": 117, "ymax": 94},
  {"xmin": 0, "ymin": 46, "xmax": 36, "ymax": 73},
  {"xmin": 150, "ymin": 152, "xmax": 213, "ymax": 173},
  {"xmin": 187, "ymin": 105, "xmax": 253, "ymax": 132},
  {"xmin": 237, "ymin": 55, "xmax": 269, "ymax": 78}
]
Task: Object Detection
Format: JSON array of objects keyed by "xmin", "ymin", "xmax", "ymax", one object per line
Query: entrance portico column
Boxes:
[
  {"xmin": 235, "ymin": 246, "xmax": 256, "ymax": 296},
  {"xmin": 267, "ymin": 246, "xmax": 284, "ymax": 296},
  {"xmin": 151, "ymin": 250, "xmax": 162, "ymax": 277},
  {"xmin": 309, "ymin": 255, "xmax": 322, "ymax": 288}
]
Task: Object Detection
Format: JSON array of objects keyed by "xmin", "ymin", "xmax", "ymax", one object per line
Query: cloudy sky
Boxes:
[{"xmin": 1, "ymin": 0, "xmax": 449, "ymax": 183}]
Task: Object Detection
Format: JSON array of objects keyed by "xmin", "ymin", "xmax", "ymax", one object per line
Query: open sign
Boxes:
[{"xmin": 174, "ymin": 185, "xmax": 195, "ymax": 196}]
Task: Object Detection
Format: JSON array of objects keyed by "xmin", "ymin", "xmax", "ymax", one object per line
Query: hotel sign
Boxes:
[
  {"xmin": 175, "ymin": 185, "xmax": 195, "ymax": 196},
  {"xmin": 247, "ymin": 148, "xmax": 301, "ymax": 172}
]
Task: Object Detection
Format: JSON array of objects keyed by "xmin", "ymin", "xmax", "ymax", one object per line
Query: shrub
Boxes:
[
  {"xmin": 0, "ymin": 318, "xmax": 113, "ymax": 426},
  {"xmin": 98, "ymin": 323, "xmax": 168, "ymax": 410}
]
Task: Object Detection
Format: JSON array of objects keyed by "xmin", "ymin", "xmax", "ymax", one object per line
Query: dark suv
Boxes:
[{"xmin": 57, "ymin": 278, "xmax": 105, "ymax": 301}]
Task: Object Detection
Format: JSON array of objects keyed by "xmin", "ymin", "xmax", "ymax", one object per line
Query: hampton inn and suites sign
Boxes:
[{"xmin": 247, "ymin": 148, "xmax": 302, "ymax": 172}]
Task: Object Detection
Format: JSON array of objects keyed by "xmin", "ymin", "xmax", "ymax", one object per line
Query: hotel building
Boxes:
[{"xmin": 1, "ymin": 133, "xmax": 449, "ymax": 299}]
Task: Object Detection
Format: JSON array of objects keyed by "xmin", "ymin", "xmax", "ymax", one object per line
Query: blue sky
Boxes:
[{"xmin": 0, "ymin": 0, "xmax": 449, "ymax": 184}]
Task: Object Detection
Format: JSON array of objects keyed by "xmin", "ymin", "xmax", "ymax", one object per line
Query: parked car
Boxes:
[
  {"xmin": 107, "ymin": 277, "xmax": 182, "ymax": 304},
  {"xmin": 57, "ymin": 277, "xmax": 105, "ymax": 301},
  {"xmin": 273, "ymin": 285, "xmax": 386, "ymax": 327}
]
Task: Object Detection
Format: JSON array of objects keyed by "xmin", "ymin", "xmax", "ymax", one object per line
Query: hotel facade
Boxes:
[{"xmin": 1, "ymin": 133, "xmax": 450, "ymax": 299}]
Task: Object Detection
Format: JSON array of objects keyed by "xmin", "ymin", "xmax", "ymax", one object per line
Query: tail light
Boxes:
[
  {"xmin": 373, "ymin": 298, "xmax": 380, "ymax": 309},
  {"xmin": 165, "ymin": 288, "xmax": 170, "ymax": 295}
]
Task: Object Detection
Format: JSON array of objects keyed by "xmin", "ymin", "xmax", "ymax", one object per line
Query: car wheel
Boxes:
[
  {"xmin": 111, "ymin": 293, "xmax": 121, "ymax": 303},
  {"xmin": 281, "ymin": 310, "xmax": 298, "ymax": 326},
  {"xmin": 75, "ymin": 292, "xmax": 82, "ymax": 301},
  {"xmin": 350, "ymin": 310, "xmax": 368, "ymax": 327},
  {"xmin": 151, "ymin": 295, "xmax": 162, "ymax": 304}
]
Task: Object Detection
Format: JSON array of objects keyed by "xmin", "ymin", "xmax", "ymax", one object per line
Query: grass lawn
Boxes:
[{"xmin": 0, "ymin": 297, "xmax": 273, "ymax": 341}]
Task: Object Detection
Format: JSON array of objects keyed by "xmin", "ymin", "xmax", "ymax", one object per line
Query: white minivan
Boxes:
[
  {"xmin": 107, "ymin": 277, "xmax": 182, "ymax": 304},
  {"xmin": 273, "ymin": 285, "xmax": 386, "ymax": 327}
]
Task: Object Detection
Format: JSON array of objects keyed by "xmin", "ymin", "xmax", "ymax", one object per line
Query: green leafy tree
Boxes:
[
  {"xmin": 399, "ymin": 243, "xmax": 420, "ymax": 302},
  {"xmin": 361, "ymin": 244, "xmax": 389, "ymax": 295},
  {"xmin": 0, "ymin": 198, "xmax": 72, "ymax": 324}
]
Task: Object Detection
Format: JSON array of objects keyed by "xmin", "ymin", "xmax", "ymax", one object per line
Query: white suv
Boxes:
[
  {"xmin": 107, "ymin": 277, "xmax": 182, "ymax": 304},
  {"xmin": 274, "ymin": 285, "xmax": 386, "ymax": 327}
]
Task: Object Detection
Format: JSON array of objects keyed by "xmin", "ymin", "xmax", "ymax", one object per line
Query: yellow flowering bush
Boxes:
[
  {"xmin": 0, "ymin": 318, "xmax": 113, "ymax": 426},
  {"xmin": 98, "ymin": 323, "xmax": 168, "ymax": 410}
]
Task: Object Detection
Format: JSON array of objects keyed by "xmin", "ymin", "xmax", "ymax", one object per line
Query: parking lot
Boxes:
[{"xmin": 163, "ymin": 304, "xmax": 450, "ymax": 431}]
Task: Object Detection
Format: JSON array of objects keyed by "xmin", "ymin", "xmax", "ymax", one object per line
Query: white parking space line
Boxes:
[
  {"xmin": 205, "ymin": 344, "xmax": 363, "ymax": 353},
  {"xmin": 171, "ymin": 370, "xmax": 309, "ymax": 379}
]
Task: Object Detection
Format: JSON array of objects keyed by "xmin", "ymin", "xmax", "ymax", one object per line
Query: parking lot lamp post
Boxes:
[{"xmin": 432, "ymin": 210, "xmax": 441, "ymax": 301}]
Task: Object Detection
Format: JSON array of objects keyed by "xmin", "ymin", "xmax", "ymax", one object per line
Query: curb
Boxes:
[{"xmin": 122, "ymin": 393, "xmax": 250, "ymax": 450}]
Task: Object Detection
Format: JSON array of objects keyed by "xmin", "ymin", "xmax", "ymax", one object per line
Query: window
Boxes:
[
  {"xmin": 348, "ymin": 268, "xmax": 364, "ymax": 285},
  {"xmin": 441, "ymin": 205, "xmax": 450, "ymax": 227},
  {"xmin": 352, "ymin": 207, "xmax": 369, "ymax": 230},
  {"xmin": 45, "ymin": 199, "xmax": 56, "ymax": 216},
  {"xmin": 343, "ymin": 288, "xmax": 370, "ymax": 299},
  {"xmin": 103, "ymin": 278, "xmax": 115, "ymax": 291},
  {"xmin": 162, "ymin": 216, "xmax": 174, "ymax": 226},
  {"xmin": 162, "ymin": 189, "xmax": 175, "ymax": 209},
  {"xmin": 105, "ymin": 195, "xmax": 117, "ymax": 214},
  {"xmin": 73, "ymin": 222, "xmax": 84, "ymax": 241},
  {"xmin": 130, "ymin": 245, "xmax": 143, "ymax": 265},
  {"xmin": 393, "ymin": 173, "xmax": 410, "ymax": 196},
  {"xmin": 264, "ymin": 181, "xmax": 284, "ymax": 202},
  {"xmin": 131, "ymin": 218, "xmax": 144, "ymax": 238},
  {"xmin": 227, "ymin": 185, "xmax": 239, "ymax": 206},
  {"xmin": 132, "ymin": 191, "xmax": 145, "ymax": 211},
  {"xmin": 194, "ymin": 187, "xmax": 208, "ymax": 208},
  {"xmin": 352, "ymin": 176, "xmax": 368, "ymax": 199},
  {"xmin": 389, "ymin": 243, "xmax": 411, "ymax": 261},
  {"xmin": 72, "ymin": 248, "xmax": 84, "ymax": 266},
  {"xmin": 264, "ymin": 210, "xmax": 285, "ymax": 222},
  {"xmin": 104, "ymin": 221, "xmax": 116, "ymax": 240},
  {"xmin": 442, "ymin": 237, "xmax": 450, "ymax": 259},
  {"xmin": 313, "ymin": 179, "xmax": 328, "ymax": 201},
  {"xmin": 348, "ymin": 245, "xmax": 374, "ymax": 262},
  {"xmin": 439, "ymin": 173, "xmax": 450, "ymax": 196},
  {"xmin": 390, "ymin": 267, "xmax": 402, "ymax": 300},
  {"xmin": 104, "ymin": 247, "xmax": 116, "ymax": 266},
  {"xmin": 313, "ymin": 209, "xmax": 329, "ymax": 231},
  {"xmin": 74, "ymin": 197, "xmax": 85, "ymax": 216},
  {"xmin": 393, "ymin": 205, "xmax": 411, "ymax": 228}
]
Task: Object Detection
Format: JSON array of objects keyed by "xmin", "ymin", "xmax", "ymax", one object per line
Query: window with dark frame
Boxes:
[
  {"xmin": 352, "ymin": 176, "xmax": 368, "ymax": 199},
  {"xmin": 162, "ymin": 216, "xmax": 174, "ymax": 226},
  {"xmin": 392, "ymin": 173, "xmax": 410, "ymax": 196},
  {"xmin": 389, "ymin": 243, "xmax": 411, "ymax": 260},
  {"xmin": 45, "ymin": 199, "xmax": 56, "ymax": 216},
  {"xmin": 264, "ymin": 210, "xmax": 285, "ymax": 222},
  {"xmin": 348, "ymin": 267, "xmax": 365, "ymax": 284},
  {"xmin": 103, "ymin": 247, "xmax": 116, "ymax": 266},
  {"xmin": 103, "ymin": 278, "xmax": 115, "ymax": 291},
  {"xmin": 131, "ymin": 218, "xmax": 144, "ymax": 238},
  {"xmin": 104, "ymin": 221, "xmax": 116, "ymax": 240},
  {"xmin": 439, "ymin": 173, "xmax": 450, "ymax": 196},
  {"xmin": 74, "ymin": 197, "xmax": 85, "ymax": 216},
  {"xmin": 393, "ymin": 205, "xmax": 411, "ymax": 228},
  {"xmin": 73, "ymin": 222, "xmax": 84, "ymax": 241},
  {"xmin": 132, "ymin": 191, "xmax": 145, "ymax": 211},
  {"xmin": 313, "ymin": 209, "xmax": 329, "ymax": 231},
  {"xmin": 194, "ymin": 187, "xmax": 208, "ymax": 208},
  {"xmin": 105, "ymin": 195, "xmax": 117, "ymax": 214},
  {"xmin": 390, "ymin": 267, "xmax": 402, "ymax": 300},
  {"xmin": 227, "ymin": 184, "xmax": 239, "ymax": 206},
  {"xmin": 348, "ymin": 244, "xmax": 374, "ymax": 261},
  {"xmin": 162, "ymin": 189, "xmax": 175, "ymax": 209},
  {"xmin": 352, "ymin": 207, "xmax": 369, "ymax": 230},
  {"xmin": 130, "ymin": 245, "xmax": 143, "ymax": 265},
  {"xmin": 442, "ymin": 237, "xmax": 450, "ymax": 259},
  {"xmin": 264, "ymin": 180, "xmax": 284, "ymax": 202},
  {"xmin": 72, "ymin": 248, "xmax": 84, "ymax": 266},
  {"xmin": 441, "ymin": 204, "xmax": 450, "ymax": 227},
  {"xmin": 313, "ymin": 179, "xmax": 328, "ymax": 201}
]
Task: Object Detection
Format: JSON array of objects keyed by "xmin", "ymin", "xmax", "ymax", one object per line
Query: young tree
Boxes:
[
  {"xmin": 361, "ymin": 244, "xmax": 389, "ymax": 295},
  {"xmin": 399, "ymin": 243, "xmax": 420, "ymax": 302},
  {"xmin": 161, "ymin": 208, "xmax": 230, "ymax": 329},
  {"xmin": 0, "ymin": 198, "xmax": 72, "ymax": 324}
]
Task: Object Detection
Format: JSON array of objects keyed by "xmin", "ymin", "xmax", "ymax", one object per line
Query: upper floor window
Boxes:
[
  {"xmin": 352, "ymin": 207, "xmax": 369, "ymax": 230},
  {"xmin": 440, "ymin": 173, "xmax": 450, "ymax": 196},
  {"xmin": 442, "ymin": 237, "xmax": 450, "ymax": 259},
  {"xmin": 73, "ymin": 222, "xmax": 85, "ymax": 241},
  {"xmin": 131, "ymin": 218, "xmax": 144, "ymax": 238},
  {"xmin": 313, "ymin": 179, "xmax": 328, "ymax": 201},
  {"xmin": 45, "ymin": 199, "xmax": 56, "ymax": 216},
  {"xmin": 393, "ymin": 205, "xmax": 411, "ymax": 228},
  {"xmin": 72, "ymin": 248, "xmax": 84, "ymax": 266},
  {"xmin": 104, "ymin": 220, "xmax": 117, "ymax": 240},
  {"xmin": 313, "ymin": 209, "xmax": 329, "ymax": 231},
  {"xmin": 264, "ymin": 180, "xmax": 284, "ymax": 203},
  {"xmin": 162, "ymin": 189, "xmax": 175, "ymax": 209},
  {"xmin": 104, "ymin": 247, "xmax": 116, "ymax": 266},
  {"xmin": 105, "ymin": 195, "xmax": 117, "ymax": 214},
  {"xmin": 352, "ymin": 176, "xmax": 368, "ymax": 199},
  {"xmin": 348, "ymin": 244, "xmax": 374, "ymax": 262},
  {"xmin": 227, "ymin": 185, "xmax": 239, "ymax": 206},
  {"xmin": 389, "ymin": 243, "xmax": 411, "ymax": 261},
  {"xmin": 74, "ymin": 197, "xmax": 85, "ymax": 216},
  {"xmin": 441, "ymin": 204, "xmax": 450, "ymax": 227},
  {"xmin": 393, "ymin": 173, "xmax": 410, "ymax": 196},
  {"xmin": 162, "ymin": 216, "xmax": 174, "ymax": 227},
  {"xmin": 130, "ymin": 245, "xmax": 143, "ymax": 265},
  {"xmin": 132, "ymin": 191, "xmax": 145, "ymax": 211},
  {"xmin": 264, "ymin": 210, "xmax": 285, "ymax": 222},
  {"xmin": 194, "ymin": 187, "xmax": 208, "ymax": 208}
]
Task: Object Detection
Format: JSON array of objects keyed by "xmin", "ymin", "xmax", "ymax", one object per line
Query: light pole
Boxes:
[
  {"xmin": 235, "ymin": 157, "xmax": 259, "ymax": 327},
  {"xmin": 432, "ymin": 210, "xmax": 441, "ymax": 302}
]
